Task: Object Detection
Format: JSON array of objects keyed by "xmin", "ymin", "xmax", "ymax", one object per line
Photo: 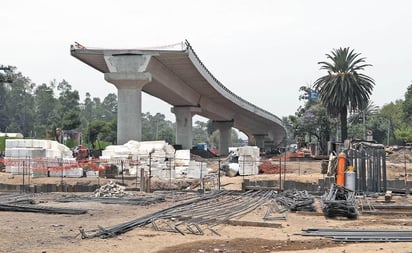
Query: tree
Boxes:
[
  {"xmin": 61, "ymin": 109, "xmax": 81, "ymax": 130},
  {"xmin": 141, "ymin": 112, "xmax": 175, "ymax": 143},
  {"xmin": 34, "ymin": 83, "xmax": 59, "ymax": 138},
  {"xmin": 101, "ymin": 93, "xmax": 117, "ymax": 122},
  {"xmin": 87, "ymin": 120, "xmax": 108, "ymax": 149},
  {"xmin": 395, "ymin": 124, "xmax": 412, "ymax": 143},
  {"xmin": 402, "ymin": 81, "xmax": 412, "ymax": 122},
  {"xmin": 313, "ymin": 47, "xmax": 375, "ymax": 142},
  {"xmin": 192, "ymin": 121, "xmax": 209, "ymax": 145},
  {"xmin": 381, "ymin": 100, "xmax": 404, "ymax": 144}
]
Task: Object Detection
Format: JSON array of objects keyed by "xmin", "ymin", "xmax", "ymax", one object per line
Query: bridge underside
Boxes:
[{"xmin": 71, "ymin": 41, "xmax": 286, "ymax": 154}]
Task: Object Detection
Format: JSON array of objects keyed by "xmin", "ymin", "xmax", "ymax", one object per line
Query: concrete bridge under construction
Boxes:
[{"xmin": 70, "ymin": 41, "xmax": 286, "ymax": 155}]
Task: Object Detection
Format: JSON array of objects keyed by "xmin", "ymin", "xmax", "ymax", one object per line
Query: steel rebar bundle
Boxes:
[
  {"xmin": 56, "ymin": 195, "xmax": 166, "ymax": 206},
  {"xmin": 300, "ymin": 228, "xmax": 412, "ymax": 242},
  {"xmin": 0, "ymin": 202, "xmax": 87, "ymax": 214},
  {"xmin": 0, "ymin": 193, "xmax": 87, "ymax": 214},
  {"xmin": 321, "ymin": 183, "xmax": 358, "ymax": 219},
  {"xmin": 81, "ymin": 190, "xmax": 275, "ymax": 239},
  {"xmin": 276, "ymin": 190, "xmax": 316, "ymax": 211}
]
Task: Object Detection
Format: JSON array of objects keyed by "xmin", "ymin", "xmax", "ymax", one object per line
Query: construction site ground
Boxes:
[{"xmin": 0, "ymin": 158, "xmax": 412, "ymax": 253}]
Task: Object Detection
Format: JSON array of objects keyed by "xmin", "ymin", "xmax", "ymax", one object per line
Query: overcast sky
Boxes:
[{"xmin": 2, "ymin": 0, "xmax": 412, "ymax": 122}]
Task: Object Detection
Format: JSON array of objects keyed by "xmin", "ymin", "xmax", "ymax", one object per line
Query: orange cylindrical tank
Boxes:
[{"xmin": 336, "ymin": 152, "xmax": 346, "ymax": 186}]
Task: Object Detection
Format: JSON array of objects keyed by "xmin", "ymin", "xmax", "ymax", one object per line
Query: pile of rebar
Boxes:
[
  {"xmin": 300, "ymin": 228, "xmax": 412, "ymax": 242},
  {"xmin": 0, "ymin": 193, "xmax": 87, "ymax": 215},
  {"xmin": 57, "ymin": 195, "xmax": 166, "ymax": 206},
  {"xmin": 81, "ymin": 190, "xmax": 275, "ymax": 239},
  {"xmin": 0, "ymin": 202, "xmax": 87, "ymax": 214},
  {"xmin": 321, "ymin": 183, "xmax": 357, "ymax": 219},
  {"xmin": 276, "ymin": 190, "xmax": 316, "ymax": 211}
]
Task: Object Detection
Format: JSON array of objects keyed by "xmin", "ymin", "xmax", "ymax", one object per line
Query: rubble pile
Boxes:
[
  {"xmin": 258, "ymin": 160, "xmax": 283, "ymax": 174},
  {"xmin": 93, "ymin": 181, "xmax": 132, "ymax": 197}
]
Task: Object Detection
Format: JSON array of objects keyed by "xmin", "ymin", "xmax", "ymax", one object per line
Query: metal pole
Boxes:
[
  {"xmin": 242, "ymin": 155, "xmax": 245, "ymax": 182},
  {"xmin": 283, "ymin": 149, "xmax": 287, "ymax": 190},
  {"xmin": 200, "ymin": 161, "xmax": 203, "ymax": 193},
  {"xmin": 135, "ymin": 160, "xmax": 138, "ymax": 191},
  {"xmin": 169, "ymin": 156, "xmax": 172, "ymax": 189},
  {"xmin": 60, "ymin": 158, "xmax": 64, "ymax": 192},
  {"xmin": 279, "ymin": 157, "xmax": 282, "ymax": 191},
  {"xmin": 28, "ymin": 156, "xmax": 30, "ymax": 187},
  {"xmin": 22, "ymin": 160, "xmax": 25, "ymax": 193},
  {"xmin": 149, "ymin": 152, "xmax": 152, "ymax": 192},
  {"xmin": 140, "ymin": 167, "xmax": 144, "ymax": 193},
  {"xmin": 387, "ymin": 119, "xmax": 390, "ymax": 146},
  {"xmin": 121, "ymin": 160, "xmax": 124, "ymax": 186},
  {"xmin": 218, "ymin": 159, "xmax": 221, "ymax": 191},
  {"xmin": 404, "ymin": 146, "xmax": 407, "ymax": 188}
]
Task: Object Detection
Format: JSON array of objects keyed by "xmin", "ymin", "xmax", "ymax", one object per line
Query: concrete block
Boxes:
[{"xmin": 187, "ymin": 161, "xmax": 208, "ymax": 179}]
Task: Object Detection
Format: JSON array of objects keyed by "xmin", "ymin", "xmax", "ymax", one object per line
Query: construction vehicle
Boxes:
[{"xmin": 72, "ymin": 144, "xmax": 89, "ymax": 161}]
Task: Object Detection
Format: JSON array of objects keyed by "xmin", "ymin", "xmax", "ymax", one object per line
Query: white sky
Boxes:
[{"xmin": 2, "ymin": 0, "xmax": 412, "ymax": 122}]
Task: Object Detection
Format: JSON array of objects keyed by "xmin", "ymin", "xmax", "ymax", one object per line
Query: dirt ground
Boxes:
[{"xmin": 0, "ymin": 159, "xmax": 412, "ymax": 253}]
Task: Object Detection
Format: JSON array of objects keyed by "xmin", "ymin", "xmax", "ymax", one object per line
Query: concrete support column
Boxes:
[
  {"xmin": 253, "ymin": 134, "xmax": 266, "ymax": 150},
  {"xmin": 213, "ymin": 120, "xmax": 234, "ymax": 156},
  {"xmin": 105, "ymin": 72, "xmax": 152, "ymax": 144},
  {"xmin": 171, "ymin": 106, "xmax": 201, "ymax": 149}
]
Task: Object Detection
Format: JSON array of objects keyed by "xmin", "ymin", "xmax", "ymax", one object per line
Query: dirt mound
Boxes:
[
  {"xmin": 258, "ymin": 160, "xmax": 284, "ymax": 174},
  {"xmin": 387, "ymin": 148, "xmax": 412, "ymax": 163}
]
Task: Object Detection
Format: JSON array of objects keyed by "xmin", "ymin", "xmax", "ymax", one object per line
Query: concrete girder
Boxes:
[
  {"xmin": 197, "ymin": 96, "xmax": 235, "ymax": 120},
  {"xmin": 146, "ymin": 57, "xmax": 200, "ymax": 106}
]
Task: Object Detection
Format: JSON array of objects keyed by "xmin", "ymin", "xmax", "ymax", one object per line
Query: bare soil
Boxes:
[{"xmin": 0, "ymin": 159, "xmax": 411, "ymax": 253}]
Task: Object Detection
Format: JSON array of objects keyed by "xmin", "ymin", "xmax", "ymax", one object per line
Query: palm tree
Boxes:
[{"xmin": 313, "ymin": 47, "xmax": 375, "ymax": 142}]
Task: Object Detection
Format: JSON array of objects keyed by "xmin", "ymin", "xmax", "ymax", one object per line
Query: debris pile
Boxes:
[
  {"xmin": 387, "ymin": 148, "xmax": 412, "ymax": 163},
  {"xmin": 93, "ymin": 181, "xmax": 132, "ymax": 197},
  {"xmin": 276, "ymin": 190, "xmax": 316, "ymax": 211},
  {"xmin": 258, "ymin": 160, "xmax": 283, "ymax": 174}
]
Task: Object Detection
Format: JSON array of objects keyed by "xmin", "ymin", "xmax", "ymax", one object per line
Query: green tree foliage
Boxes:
[
  {"xmin": 142, "ymin": 112, "xmax": 175, "ymax": 143},
  {"xmin": 4, "ymin": 71, "xmax": 35, "ymax": 136},
  {"xmin": 33, "ymin": 82, "xmax": 59, "ymax": 138},
  {"xmin": 395, "ymin": 124, "xmax": 412, "ymax": 143},
  {"xmin": 86, "ymin": 120, "xmax": 108, "ymax": 149},
  {"xmin": 293, "ymin": 85, "xmax": 332, "ymax": 154},
  {"xmin": 193, "ymin": 121, "xmax": 209, "ymax": 146},
  {"xmin": 314, "ymin": 47, "xmax": 375, "ymax": 142},
  {"xmin": 61, "ymin": 109, "xmax": 81, "ymax": 130},
  {"xmin": 101, "ymin": 93, "xmax": 117, "ymax": 122},
  {"xmin": 402, "ymin": 82, "xmax": 412, "ymax": 122},
  {"xmin": 381, "ymin": 100, "xmax": 404, "ymax": 144}
]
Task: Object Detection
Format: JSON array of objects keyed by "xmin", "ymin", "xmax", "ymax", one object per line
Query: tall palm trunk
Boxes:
[{"xmin": 340, "ymin": 107, "xmax": 348, "ymax": 142}]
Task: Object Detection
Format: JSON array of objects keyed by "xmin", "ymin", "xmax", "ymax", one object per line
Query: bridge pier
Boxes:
[
  {"xmin": 212, "ymin": 120, "xmax": 234, "ymax": 156},
  {"xmin": 253, "ymin": 134, "xmax": 266, "ymax": 151},
  {"xmin": 171, "ymin": 106, "xmax": 201, "ymax": 149},
  {"xmin": 105, "ymin": 72, "xmax": 151, "ymax": 144}
]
